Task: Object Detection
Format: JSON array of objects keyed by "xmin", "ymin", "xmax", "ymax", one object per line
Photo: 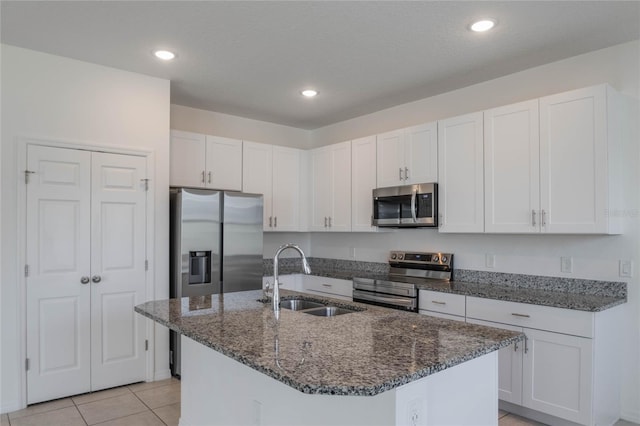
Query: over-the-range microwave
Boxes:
[{"xmin": 372, "ymin": 183, "xmax": 438, "ymax": 227}]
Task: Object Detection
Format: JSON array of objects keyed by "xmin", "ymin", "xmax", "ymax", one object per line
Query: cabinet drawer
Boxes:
[
  {"xmin": 466, "ymin": 297, "xmax": 593, "ymax": 338},
  {"xmin": 303, "ymin": 276, "xmax": 352, "ymax": 298},
  {"xmin": 419, "ymin": 310, "xmax": 465, "ymax": 322},
  {"xmin": 418, "ymin": 290, "xmax": 465, "ymax": 317}
]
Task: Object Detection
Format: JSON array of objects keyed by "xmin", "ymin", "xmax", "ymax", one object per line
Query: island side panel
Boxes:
[{"xmin": 179, "ymin": 336, "xmax": 396, "ymax": 426}]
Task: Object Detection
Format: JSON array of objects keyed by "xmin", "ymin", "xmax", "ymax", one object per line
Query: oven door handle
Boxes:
[
  {"xmin": 353, "ymin": 290, "xmax": 416, "ymax": 309},
  {"xmin": 411, "ymin": 188, "xmax": 417, "ymax": 223}
]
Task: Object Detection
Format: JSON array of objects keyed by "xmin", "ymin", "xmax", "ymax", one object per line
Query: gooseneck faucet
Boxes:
[{"xmin": 272, "ymin": 243, "xmax": 311, "ymax": 313}]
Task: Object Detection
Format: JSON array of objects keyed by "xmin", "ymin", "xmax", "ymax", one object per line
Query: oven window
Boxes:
[{"xmin": 374, "ymin": 195, "xmax": 411, "ymax": 220}]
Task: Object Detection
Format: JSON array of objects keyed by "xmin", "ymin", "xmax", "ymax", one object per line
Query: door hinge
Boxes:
[
  {"xmin": 140, "ymin": 178, "xmax": 150, "ymax": 191},
  {"xmin": 25, "ymin": 170, "xmax": 35, "ymax": 184},
  {"xmin": 145, "ymin": 340, "xmax": 149, "ymax": 351},
  {"xmin": 24, "ymin": 264, "xmax": 30, "ymax": 277},
  {"xmin": 145, "ymin": 260, "xmax": 149, "ymax": 271},
  {"xmin": 25, "ymin": 358, "xmax": 30, "ymax": 371}
]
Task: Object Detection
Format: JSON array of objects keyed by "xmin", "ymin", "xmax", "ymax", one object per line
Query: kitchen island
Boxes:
[{"xmin": 136, "ymin": 290, "xmax": 523, "ymax": 426}]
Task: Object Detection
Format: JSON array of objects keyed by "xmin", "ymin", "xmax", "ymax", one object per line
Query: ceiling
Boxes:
[{"xmin": 2, "ymin": 1, "xmax": 639, "ymax": 130}]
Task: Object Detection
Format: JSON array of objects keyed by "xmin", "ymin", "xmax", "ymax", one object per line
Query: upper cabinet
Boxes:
[
  {"xmin": 310, "ymin": 141, "xmax": 352, "ymax": 232},
  {"xmin": 376, "ymin": 122, "xmax": 437, "ymax": 188},
  {"xmin": 242, "ymin": 141, "xmax": 302, "ymax": 232},
  {"xmin": 351, "ymin": 136, "xmax": 377, "ymax": 232},
  {"xmin": 438, "ymin": 112, "xmax": 484, "ymax": 233},
  {"xmin": 170, "ymin": 130, "xmax": 242, "ymax": 191},
  {"xmin": 484, "ymin": 100, "xmax": 540, "ymax": 233}
]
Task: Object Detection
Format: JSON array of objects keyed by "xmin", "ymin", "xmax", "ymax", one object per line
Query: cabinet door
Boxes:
[
  {"xmin": 170, "ymin": 130, "xmax": 206, "ymax": 187},
  {"xmin": 310, "ymin": 146, "xmax": 332, "ymax": 231},
  {"xmin": 352, "ymin": 136, "xmax": 377, "ymax": 232},
  {"xmin": 438, "ymin": 112, "xmax": 484, "ymax": 233},
  {"xmin": 376, "ymin": 129, "xmax": 404, "ymax": 188},
  {"xmin": 329, "ymin": 141, "xmax": 352, "ymax": 232},
  {"xmin": 205, "ymin": 135, "xmax": 242, "ymax": 191},
  {"xmin": 272, "ymin": 146, "xmax": 301, "ymax": 231},
  {"xmin": 484, "ymin": 100, "xmax": 540, "ymax": 233},
  {"xmin": 242, "ymin": 141, "xmax": 273, "ymax": 230},
  {"xmin": 466, "ymin": 319, "xmax": 524, "ymax": 405},
  {"xmin": 90, "ymin": 152, "xmax": 147, "ymax": 391},
  {"xmin": 522, "ymin": 328, "xmax": 593, "ymax": 425},
  {"xmin": 539, "ymin": 85, "xmax": 607, "ymax": 233},
  {"xmin": 405, "ymin": 122, "xmax": 438, "ymax": 184}
]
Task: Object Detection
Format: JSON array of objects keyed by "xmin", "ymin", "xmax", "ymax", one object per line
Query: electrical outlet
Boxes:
[
  {"xmin": 619, "ymin": 260, "xmax": 633, "ymax": 278},
  {"xmin": 408, "ymin": 399, "xmax": 422, "ymax": 426},
  {"xmin": 561, "ymin": 257, "xmax": 573, "ymax": 273},
  {"xmin": 485, "ymin": 254, "xmax": 495, "ymax": 268},
  {"xmin": 350, "ymin": 247, "xmax": 356, "ymax": 259}
]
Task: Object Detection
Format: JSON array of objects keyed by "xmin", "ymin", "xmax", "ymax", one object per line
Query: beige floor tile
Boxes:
[
  {"xmin": 135, "ymin": 383, "xmax": 181, "ymax": 409},
  {"xmin": 91, "ymin": 411, "xmax": 164, "ymax": 426},
  {"xmin": 72, "ymin": 387, "xmax": 132, "ymax": 406},
  {"xmin": 8, "ymin": 398, "xmax": 74, "ymax": 420},
  {"xmin": 128, "ymin": 378, "xmax": 179, "ymax": 393},
  {"xmin": 153, "ymin": 402, "xmax": 180, "ymax": 426},
  {"xmin": 77, "ymin": 394, "xmax": 147, "ymax": 425},
  {"xmin": 499, "ymin": 409, "xmax": 509, "ymax": 418},
  {"xmin": 499, "ymin": 413, "xmax": 546, "ymax": 426},
  {"xmin": 10, "ymin": 406, "xmax": 85, "ymax": 426},
  {"xmin": 1, "ymin": 413, "xmax": 9, "ymax": 425}
]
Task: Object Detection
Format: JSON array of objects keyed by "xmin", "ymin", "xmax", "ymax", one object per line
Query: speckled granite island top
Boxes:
[{"xmin": 136, "ymin": 290, "xmax": 523, "ymax": 396}]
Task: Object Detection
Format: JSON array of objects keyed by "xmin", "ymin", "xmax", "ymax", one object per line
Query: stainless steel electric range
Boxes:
[{"xmin": 352, "ymin": 251, "xmax": 453, "ymax": 312}]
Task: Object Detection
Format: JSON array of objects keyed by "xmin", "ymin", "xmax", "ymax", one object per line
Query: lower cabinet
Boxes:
[
  {"xmin": 418, "ymin": 290, "xmax": 465, "ymax": 322},
  {"xmin": 467, "ymin": 296, "xmax": 622, "ymax": 426}
]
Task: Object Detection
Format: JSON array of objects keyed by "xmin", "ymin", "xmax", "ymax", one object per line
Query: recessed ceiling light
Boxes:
[
  {"xmin": 154, "ymin": 50, "xmax": 175, "ymax": 60},
  {"xmin": 301, "ymin": 89, "xmax": 318, "ymax": 98},
  {"xmin": 470, "ymin": 19, "xmax": 496, "ymax": 32}
]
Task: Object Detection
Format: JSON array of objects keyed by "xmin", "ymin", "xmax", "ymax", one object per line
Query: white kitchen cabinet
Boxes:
[
  {"xmin": 484, "ymin": 100, "xmax": 540, "ymax": 233},
  {"xmin": 170, "ymin": 130, "xmax": 242, "ymax": 190},
  {"xmin": 466, "ymin": 296, "xmax": 623, "ymax": 426},
  {"xmin": 301, "ymin": 275, "xmax": 352, "ymax": 301},
  {"xmin": 351, "ymin": 135, "xmax": 377, "ymax": 232},
  {"xmin": 437, "ymin": 112, "xmax": 484, "ymax": 233},
  {"xmin": 377, "ymin": 122, "xmax": 437, "ymax": 188},
  {"xmin": 418, "ymin": 290, "xmax": 465, "ymax": 319},
  {"xmin": 243, "ymin": 141, "xmax": 302, "ymax": 231},
  {"xmin": 310, "ymin": 141, "xmax": 351, "ymax": 232},
  {"xmin": 539, "ymin": 84, "xmax": 625, "ymax": 234}
]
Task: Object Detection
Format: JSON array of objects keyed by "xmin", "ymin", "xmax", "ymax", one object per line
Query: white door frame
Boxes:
[{"xmin": 16, "ymin": 136, "xmax": 156, "ymax": 409}]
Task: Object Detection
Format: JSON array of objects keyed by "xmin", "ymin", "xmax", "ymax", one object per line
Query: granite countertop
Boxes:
[{"xmin": 135, "ymin": 290, "xmax": 523, "ymax": 396}]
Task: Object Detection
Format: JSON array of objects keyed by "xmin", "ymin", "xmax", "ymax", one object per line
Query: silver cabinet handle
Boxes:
[
  {"xmin": 431, "ymin": 300, "xmax": 446, "ymax": 305},
  {"xmin": 324, "ymin": 217, "xmax": 328, "ymax": 228},
  {"xmin": 274, "ymin": 216, "xmax": 277, "ymax": 228},
  {"xmin": 532, "ymin": 210, "xmax": 536, "ymax": 226},
  {"xmin": 322, "ymin": 283, "xmax": 332, "ymax": 288},
  {"xmin": 511, "ymin": 313, "xmax": 530, "ymax": 318},
  {"xmin": 208, "ymin": 171, "xmax": 212, "ymax": 184},
  {"xmin": 514, "ymin": 341, "xmax": 519, "ymax": 352},
  {"xmin": 201, "ymin": 171, "xmax": 205, "ymax": 183},
  {"xmin": 80, "ymin": 276, "xmax": 90, "ymax": 284},
  {"xmin": 328, "ymin": 216, "xmax": 332, "ymax": 227},
  {"xmin": 399, "ymin": 167, "xmax": 403, "ymax": 181},
  {"xmin": 542, "ymin": 210, "xmax": 547, "ymax": 226},
  {"xmin": 405, "ymin": 167, "xmax": 409, "ymax": 181},
  {"xmin": 269, "ymin": 216, "xmax": 273, "ymax": 228},
  {"xmin": 524, "ymin": 335, "xmax": 529, "ymax": 354},
  {"xmin": 91, "ymin": 275, "xmax": 102, "ymax": 283}
]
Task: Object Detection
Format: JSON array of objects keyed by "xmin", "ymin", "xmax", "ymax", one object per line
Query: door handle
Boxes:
[
  {"xmin": 411, "ymin": 188, "xmax": 417, "ymax": 222},
  {"xmin": 91, "ymin": 275, "xmax": 102, "ymax": 283},
  {"xmin": 80, "ymin": 276, "xmax": 90, "ymax": 284}
]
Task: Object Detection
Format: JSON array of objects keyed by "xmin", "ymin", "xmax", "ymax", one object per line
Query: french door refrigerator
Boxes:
[{"xmin": 169, "ymin": 188, "xmax": 263, "ymax": 376}]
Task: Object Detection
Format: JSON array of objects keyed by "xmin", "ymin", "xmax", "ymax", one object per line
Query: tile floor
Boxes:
[{"xmin": 1, "ymin": 381, "xmax": 638, "ymax": 425}]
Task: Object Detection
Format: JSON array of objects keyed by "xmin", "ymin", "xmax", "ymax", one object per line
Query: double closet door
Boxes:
[{"xmin": 26, "ymin": 145, "xmax": 148, "ymax": 404}]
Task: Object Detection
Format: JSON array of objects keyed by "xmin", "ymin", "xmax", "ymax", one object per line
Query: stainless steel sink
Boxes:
[
  {"xmin": 280, "ymin": 299, "xmax": 325, "ymax": 311},
  {"xmin": 301, "ymin": 306, "xmax": 358, "ymax": 317}
]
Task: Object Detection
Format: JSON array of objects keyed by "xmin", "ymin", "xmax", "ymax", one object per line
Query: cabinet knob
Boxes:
[
  {"xmin": 80, "ymin": 276, "xmax": 90, "ymax": 284},
  {"xmin": 91, "ymin": 275, "xmax": 102, "ymax": 283}
]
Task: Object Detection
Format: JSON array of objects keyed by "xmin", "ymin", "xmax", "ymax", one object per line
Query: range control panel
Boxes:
[{"xmin": 389, "ymin": 251, "xmax": 453, "ymax": 266}]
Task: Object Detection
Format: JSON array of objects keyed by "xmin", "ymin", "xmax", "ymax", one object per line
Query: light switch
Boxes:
[
  {"xmin": 561, "ymin": 257, "xmax": 573, "ymax": 273},
  {"xmin": 619, "ymin": 260, "xmax": 633, "ymax": 278},
  {"xmin": 485, "ymin": 254, "xmax": 495, "ymax": 268}
]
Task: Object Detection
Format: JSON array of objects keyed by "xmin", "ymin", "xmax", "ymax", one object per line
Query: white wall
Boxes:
[
  {"xmin": 171, "ymin": 104, "xmax": 311, "ymax": 149},
  {"xmin": 0, "ymin": 45, "xmax": 171, "ymax": 412}
]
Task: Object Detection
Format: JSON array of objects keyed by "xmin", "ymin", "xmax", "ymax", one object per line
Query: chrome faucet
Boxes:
[{"xmin": 272, "ymin": 243, "xmax": 311, "ymax": 313}]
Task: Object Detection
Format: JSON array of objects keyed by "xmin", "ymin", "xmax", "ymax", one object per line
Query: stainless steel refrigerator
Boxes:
[{"xmin": 169, "ymin": 188, "xmax": 263, "ymax": 376}]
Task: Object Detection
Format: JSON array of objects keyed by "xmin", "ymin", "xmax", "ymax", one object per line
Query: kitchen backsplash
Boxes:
[{"xmin": 263, "ymin": 257, "xmax": 627, "ymax": 298}]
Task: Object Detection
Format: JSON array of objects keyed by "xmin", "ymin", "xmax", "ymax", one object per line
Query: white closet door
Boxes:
[
  {"xmin": 90, "ymin": 152, "xmax": 147, "ymax": 391},
  {"xmin": 26, "ymin": 145, "xmax": 92, "ymax": 404}
]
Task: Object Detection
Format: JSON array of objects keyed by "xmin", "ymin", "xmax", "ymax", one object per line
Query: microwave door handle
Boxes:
[{"xmin": 411, "ymin": 188, "xmax": 417, "ymax": 223}]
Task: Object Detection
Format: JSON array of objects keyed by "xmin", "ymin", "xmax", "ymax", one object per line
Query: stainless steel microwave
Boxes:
[{"xmin": 372, "ymin": 183, "xmax": 438, "ymax": 227}]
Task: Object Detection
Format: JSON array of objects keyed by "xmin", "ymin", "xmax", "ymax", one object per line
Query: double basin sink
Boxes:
[{"xmin": 279, "ymin": 298, "xmax": 360, "ymax": 317}]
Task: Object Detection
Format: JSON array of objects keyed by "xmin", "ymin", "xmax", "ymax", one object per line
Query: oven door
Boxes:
[
  {"xmin": 353, "ymin": 290, "xmax": 418, "ymax": 312},
  {"xmin": 372, "ymin": 183, "xmax": 437, "ymax": 227}
]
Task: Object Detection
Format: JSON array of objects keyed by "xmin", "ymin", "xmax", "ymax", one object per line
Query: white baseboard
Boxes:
[
  {"xmin": 620, "ymin": 408, "xmax": 640, "ymax": 424},
  {"xmin": 154, "ymin": 369, "xmax": 172, "ymax": 381},
  {"xmin": 1, "ymin": 399, "xmax": 23, "ymax": 415}
]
